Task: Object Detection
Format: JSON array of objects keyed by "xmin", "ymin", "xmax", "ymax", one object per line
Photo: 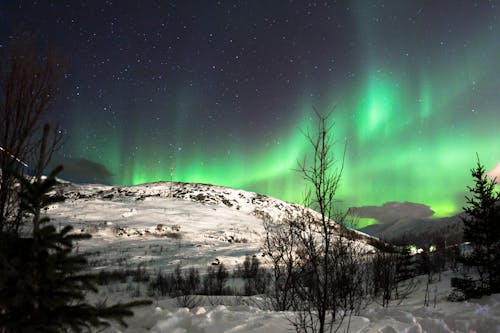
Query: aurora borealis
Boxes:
[{"xmin": 1, "ymin": 1, "xmax": 499, "ymax": 221}]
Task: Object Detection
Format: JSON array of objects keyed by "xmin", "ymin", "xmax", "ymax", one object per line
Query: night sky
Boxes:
[{"xmin": 1, "ymin": 1, "xmax": 499, "ymax": 222}]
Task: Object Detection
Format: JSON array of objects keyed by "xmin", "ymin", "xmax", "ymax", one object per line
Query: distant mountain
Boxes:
[
  {"xmin": 358, "ymin": 198, "xmax": 500, "ymax": 247},
  {"xmin": 357, "ymin": 212, "xmax": 466, "ymax": 249}
]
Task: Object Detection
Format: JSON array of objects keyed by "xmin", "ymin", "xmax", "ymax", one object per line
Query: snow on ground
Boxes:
[
  {"xmin": 48, "ymin": 181, "xmax": 500, "ymax": 332},
  {"xmin": 51, "ymin": 195, "xmax": 263, "ymax": 271},
  {"xmin": 105, "ymin": 272, "xmax": 500, "ymax": 333},
  {"xmin": 50, "ymin": 181, "xmax": 372, "ymax": 272},
  {"xmin": 50, "ymin": 182, "xmax": 275, "ymax": 271}
]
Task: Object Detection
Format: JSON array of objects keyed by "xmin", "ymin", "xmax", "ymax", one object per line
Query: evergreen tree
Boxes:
[
  {"xmin": 0, "ymin": 166, "xmax": 150, "ymax": 332},
  {"xmin": 451, "ymin": 157, "xmax": 500, "ymax": 298}
]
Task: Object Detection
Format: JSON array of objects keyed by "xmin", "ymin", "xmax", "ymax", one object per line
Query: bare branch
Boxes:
[{"xmin": 0, "ymin": 36, "xmax": 63, "ymax": 233}]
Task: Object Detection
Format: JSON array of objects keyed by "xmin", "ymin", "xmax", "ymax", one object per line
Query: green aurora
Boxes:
[
  {"xmin": 33, "ymin": 1, "xmax": 498, "ymax": 225},
  {"xmin": 67, "ymin": 52, "xmax": 499, "ymax": 220}
]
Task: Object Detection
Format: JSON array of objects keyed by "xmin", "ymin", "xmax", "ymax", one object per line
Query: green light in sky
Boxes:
[
  {"xmin": 93, "ymin": 109, "xmax": 315, "ymax": 206},
  {"xmin": 418, "ymin": 75, "xmax": 432, "ymax": 119},
  {"xmin": 355, "ymin": 72, "xmax": 400, "ymax": 140},
  {"xmin": 63, "ymin": 4, "xmax": 500, "ymax": 228}
]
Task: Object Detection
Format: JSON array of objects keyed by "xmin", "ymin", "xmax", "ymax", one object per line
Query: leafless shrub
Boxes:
[
  {"xmin": 176, "ymin": 294, "xmax": 202, "ymax": 309},
  {"xmin": 203, "ymin": 263, "xmax": 230, "ymax": 295},
  {"xmin": 0, "ymin": 36, "xmax": 63, "ymax": 233},
  {"xmin": 148, "ymin": 265, "xmax": 202, "ymax": 308},
  {"xmin": 263, "ymin": 110, "xmax": 370, "ymax": 333}
]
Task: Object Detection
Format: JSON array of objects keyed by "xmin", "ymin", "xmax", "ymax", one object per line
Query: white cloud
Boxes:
[{"xmin": 487, "ymin": 162, "xmax": 500, "ymax": 184}]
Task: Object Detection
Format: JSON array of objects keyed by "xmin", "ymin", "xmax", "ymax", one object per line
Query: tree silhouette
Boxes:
[
  {"xmin": 451, "ymin": 156, "xmax": 500, "ymax": 298},
  {"xmin": 264, "ymin": 110, "xmax": 368, "ymax": 333},
  {"xmin": 0, "ymin": 36, "xmax": 63, "ymax": 233},
  {"xmin": 0, "ymin": 163, "xmax": 150, "ymax": 332}
]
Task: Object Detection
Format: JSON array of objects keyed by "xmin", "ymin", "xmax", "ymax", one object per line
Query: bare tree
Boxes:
[
  {"xmin": 263, "ymin": 211, "xmax": 300, "ymax": 311},
  {"xmin": 372, "ymin": 250, "xmax": 398, "ymax": 307},
  {"xmin": 0, "ymin": 37, "xmax": 63, "ymax": 233},
  {"xmin": 264, "ymin": 110, "xmax": 369, "ymax": 333}
]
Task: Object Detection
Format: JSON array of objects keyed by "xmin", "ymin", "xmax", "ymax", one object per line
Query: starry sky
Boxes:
[{"xmin": 1, "ymin": 1, "xmax": 499, "ymax": 222}]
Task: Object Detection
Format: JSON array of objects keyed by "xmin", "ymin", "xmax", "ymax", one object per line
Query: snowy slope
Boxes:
[
  {"xmin": 46, "ymin": 181, "xmax": 500, "ymax": 333},
  {"xmin": 51, "ymin": 182, "xmax": 284, "ymax": 272},
  {"xmin": 50, "ymin": 181, "xmax": 373, "ymax": 272}
]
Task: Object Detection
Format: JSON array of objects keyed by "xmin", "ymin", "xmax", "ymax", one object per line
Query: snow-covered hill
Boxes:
[
  {"xmin": 49, "ymin": 181, "xmax": 374, "ymax": 273},
  {"xmin": 49, "ymin": 181, "xmax": 292, "ymax": 272},
  {"xmin": 46, "ymin": 181, "xmax": 500, "ymax": 333}
]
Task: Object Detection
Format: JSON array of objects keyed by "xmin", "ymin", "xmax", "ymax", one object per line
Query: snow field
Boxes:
[{"xmin": 48, "ymin": 182, "xmax": 500, "ymax": 332}]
